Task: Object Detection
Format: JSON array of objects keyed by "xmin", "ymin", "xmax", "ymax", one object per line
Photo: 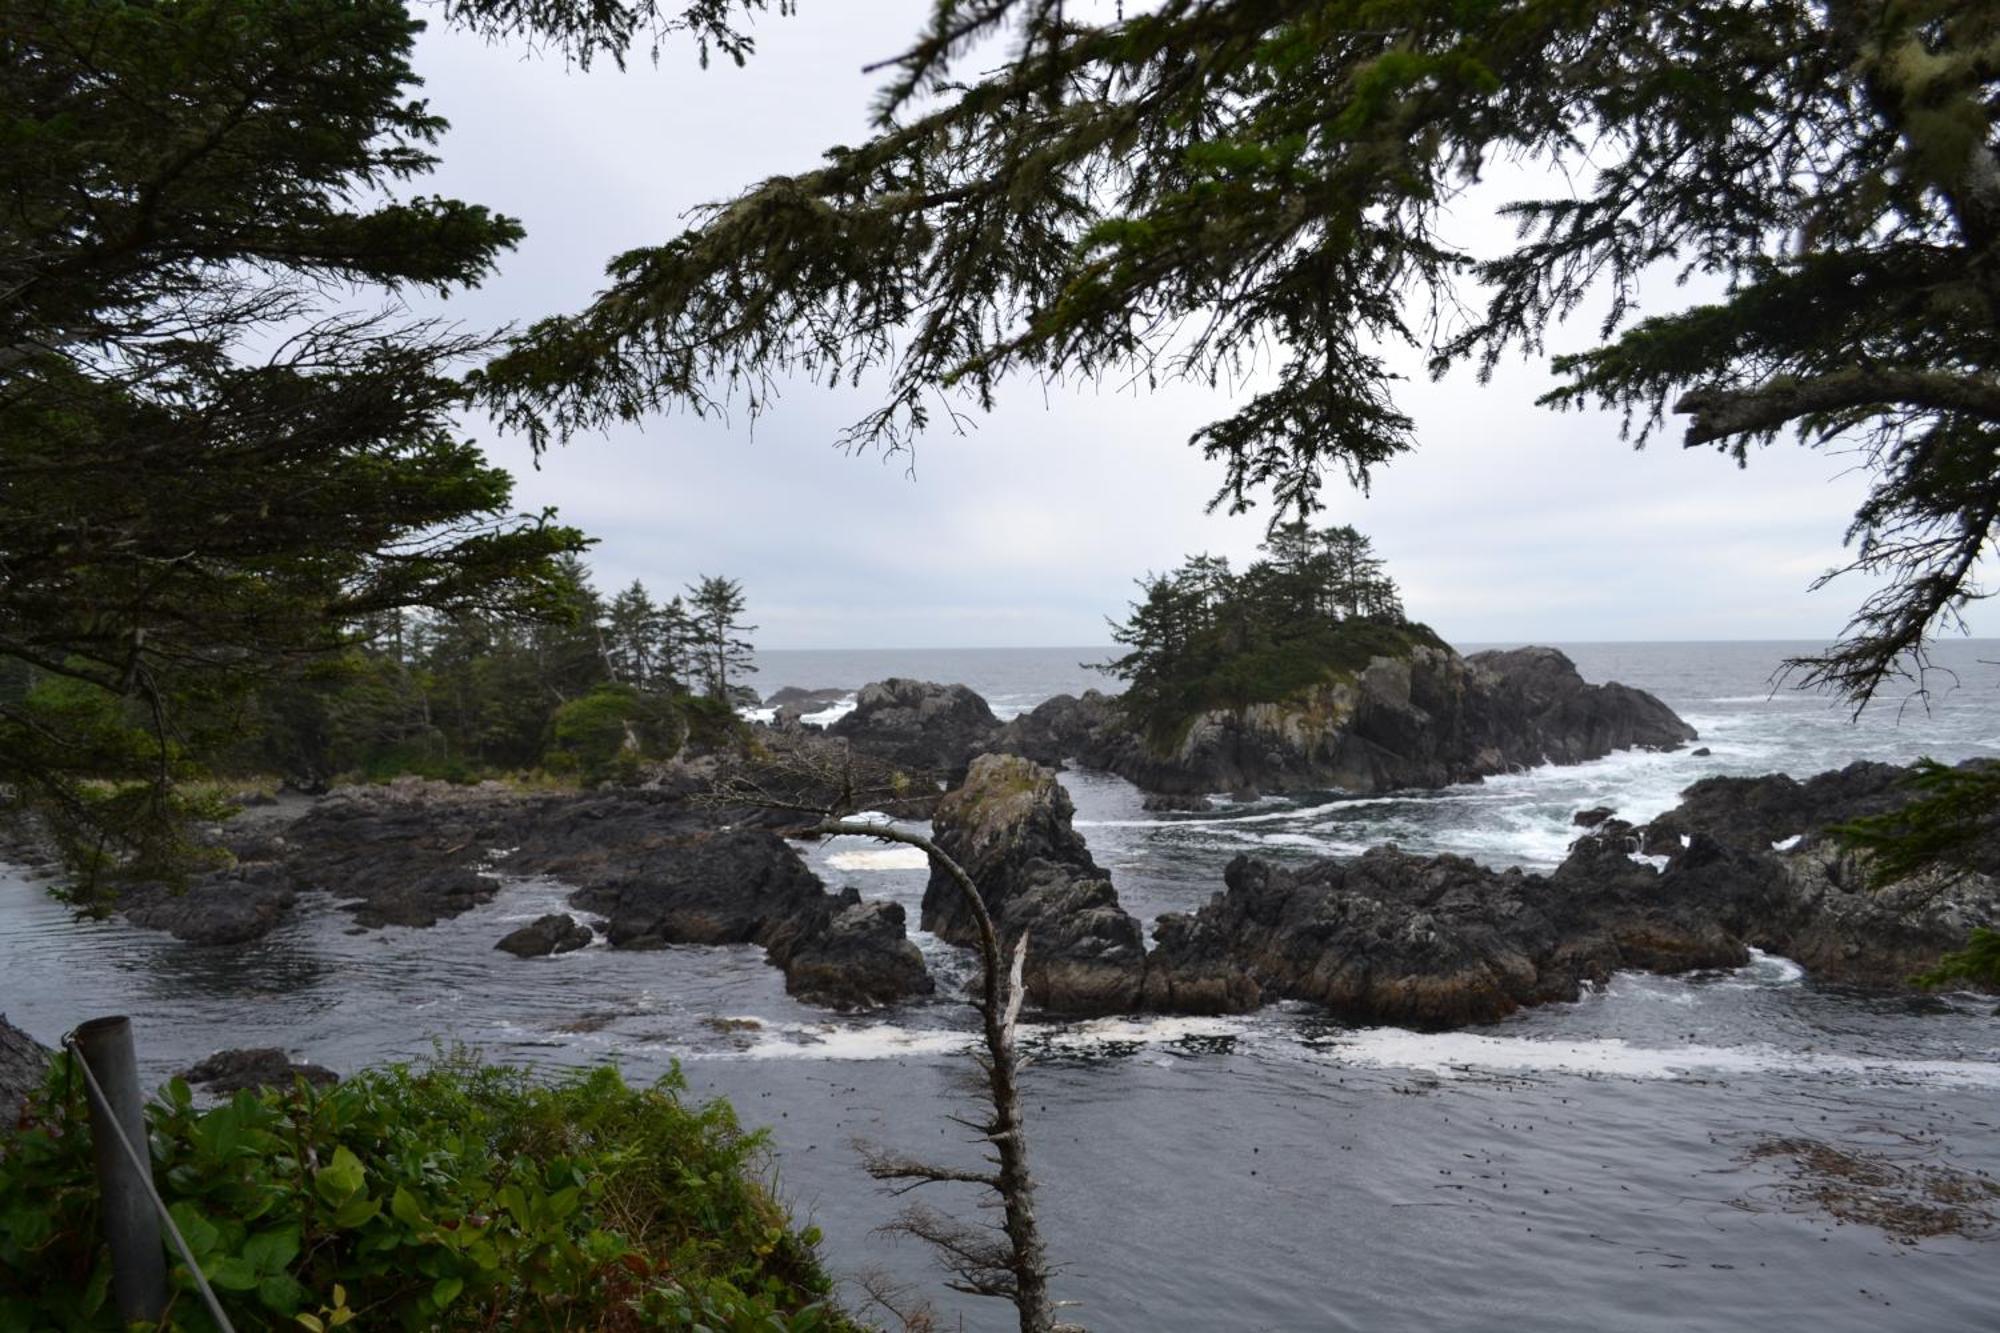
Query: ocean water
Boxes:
[{"xmin": 5, "ymin": 640, "xmax": 1999, "ymax": 1330}]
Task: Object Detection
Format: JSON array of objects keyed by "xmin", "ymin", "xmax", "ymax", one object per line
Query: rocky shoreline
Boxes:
[{"xmin": 11, "ymin": 665, "xmax": 1991, "ymax": 1039}]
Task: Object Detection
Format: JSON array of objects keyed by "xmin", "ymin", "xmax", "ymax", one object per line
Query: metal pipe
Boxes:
[{"xmin": 72, "ymin": 1016, "xmax": 167, "ymax": 1324}]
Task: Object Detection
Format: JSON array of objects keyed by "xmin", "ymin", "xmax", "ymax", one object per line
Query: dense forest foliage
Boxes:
[
  {"xmin": 1101, "ymin": 524, "xmax": 1444, "ymax": 747},
  {"xmin": 0, "ymin": 557, "xmax": 757, "ymax": 796},
  {"xmin": 224, "ymin": 559, "xmax": 759, "ymax": 787}
]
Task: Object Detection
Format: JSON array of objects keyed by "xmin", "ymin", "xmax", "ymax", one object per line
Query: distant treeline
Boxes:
[
  {"xmin": 207, "ymin": 556, "xmax": 759, "ymax": 785},
  {"xmin": 1101, "ymin": 523, "xmax": 1444, "ymax": 746}
]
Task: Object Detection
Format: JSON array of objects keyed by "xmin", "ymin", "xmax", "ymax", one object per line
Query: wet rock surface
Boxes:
[
  {"xmin": 105, "ymin": 778, "xmax": 933, "ymax": 1010},
  {"xmin": 774, "ymin": 891, "xmax": 935, "ymax": 1010},
  {"xmin": 183, "ymin": 1047, "xmax": 339, "ymax": 1094},
  {"xmin": 1141, "ymin": 760, "xmax": 2000, "ymax": 1023},
  {"xmin": 495, "ymin": 913, "xmax": 594, "ymax": 957}
]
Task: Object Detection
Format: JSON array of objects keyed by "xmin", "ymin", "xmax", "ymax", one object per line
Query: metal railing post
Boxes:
[{"xmin": 72, "ymin": 1015, "xmax": 168, "ymax": 1324}]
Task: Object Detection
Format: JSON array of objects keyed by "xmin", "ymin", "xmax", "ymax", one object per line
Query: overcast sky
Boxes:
[{"xmin": 402, "ymin": 2, "xmax": 1993, "ymax": 650}]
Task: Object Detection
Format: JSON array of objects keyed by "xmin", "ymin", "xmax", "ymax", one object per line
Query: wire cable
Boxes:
[{"xmin": 62, "ymin": 1036, "xmax": 236, "ymax": 1332}]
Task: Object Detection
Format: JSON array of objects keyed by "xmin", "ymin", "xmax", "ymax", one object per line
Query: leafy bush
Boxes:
[
  {"xmin": 547, "ymin": 684, "xmax": 692, "ymax": 784},
  {"xmin": 0, "ymin": 1059, "xmax": 855, "ymax": 1331}
]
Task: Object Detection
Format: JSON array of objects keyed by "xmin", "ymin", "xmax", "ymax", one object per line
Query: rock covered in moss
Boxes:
[{"xmin": 926, "ymin": 754, "xmax": 1146, "ymax": 1014}]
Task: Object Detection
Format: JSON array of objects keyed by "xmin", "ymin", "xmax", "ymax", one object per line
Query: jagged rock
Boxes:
[
  {"xmin": 100, "ymin": 780, "xmax": 937, "ymax": 1010},
  {"xmin": 991, "ymin": 690, "xmax": 1123, "ymax": 769},
  {"xmin": 0, "ymin": 1016, "xmax": 49, "ymax": 1131},
  {"xmin": 122, "ymin": 864, "xmax": 298, "ymax": 944},
  {"xmin": 1137, "ymin": 760, "xmax": 2000, "ymax": 1026},
  {"xmin": 995, "ymin": 862, "xmax": 1148, "ymax": 1013},
  {"xmin": 1143, "ymin": 842, "xmax": 1749, "ymax": 1029},
  {"xmin": 925, "ymin": 754, "xmax": 1104, "ymax": 940},
  {"xmin": 776, "ymin": 891, "xmax": 934, "ymax": 1009},
  {"xmin": 1643, "ymin": 762, "xmax": 1915, "ymax": 854},
  {"xmin": 183, "ymin": 1048, "xmax": 338, "ymax": 1094},
  {"xmin": 927, "ymin": 754, "xmax": 1145, "ymax": 1014},
  {"xmin": 567, "ymin": 829, "xmax": 830, "ymax": 951},
  {"xmin": 495, "ymin": 913, "xmax": 593, "ymax": 957},
  {"xmin": 1572, "ymin": 806, "xmax": 1617, "ymax": 829},
  {"xmin": 764, "ymin": 686, "xmax": 849, "ymax": 713},
  {"xmin": 829, "ymin": 679, "xmax": 1002, "ymax": 784},
  {"xmin": 1143, "ymin": 792, "xmax": 1212, "ymax": 813},
  {"xmin": 998, "ymin": 645, "xmax": 1692, "ymax": 796},
  {"xmin": 726, "ymin": 684, "xmax": 763, "ymax": 709},
  {"xmin": 1465, "ymin": 646, "xmax": 1696, "ymax": 766}
]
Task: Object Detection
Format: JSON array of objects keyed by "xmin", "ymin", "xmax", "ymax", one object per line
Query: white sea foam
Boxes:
[
  {"xmin": 826, "ymin": 847, "xmax": 931, "ymax": 871},
  {"xmin": 1744, "ymin": 947, "xmax": 1805, "ymax": 984},
  {"xmin": 713, "ymin": 1013, "xmax": 1251, "ymax": 1062},
  {"xmin": 1032, "ymin": 1015, "xmax": 1247, "ymax": 1048},
  {"xmin": 800, "ymin": 697, "xmax": 858, "ymax": 728},
  {"xmin": 1771, "ymin": 834, "xmax": 1803, "ymax": 852},
  {"xmin": 721, "ymin": 1023, "xmax": 975, "ymax": 1061},
  {"xmin": 1325, "ymin": 1029, "xmax": 2000, "ymax": 1087}
]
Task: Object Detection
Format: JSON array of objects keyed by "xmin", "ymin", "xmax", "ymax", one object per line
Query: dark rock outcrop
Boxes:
[
  {"xmin": 764, "ymin": 686, "xmax": 850, "ymax": 713},
  {"xmin": 828, "ymin": 678, "xmax": 1003, "ymax": 784},
  {"xmin": 998, "ymin": 646, "xmax": 1694, "ymax": 796},
  {"xmin": 183, "ymin": 1048, "xmax": 339, "ymax": 1094},
  {"xmin": 103, "ymin": 781, "xmax": 934, "ymax": 1010},
  {"xmin": 509, "ymin": 790, "xmax": 936, "ymax": 1005},
  {"xmin": 495, "ymin": 913, "xmax": 594, "ymax": 957},
  {"xmin": 1143, "ymin": 844, "xmax": 1747, "ymax": 1028},
  {"xmin": 1143, "ymin": 792, "xmax": 1212, "ymax": 813},
  {"xmin": 775, "ymin": 891, "xmax": 935, "ymax": 1009},
  {"xmin": 566, "ymin": 828, "xmax": 830, "ymax": 951},
  {"xmin": 1641, "ymin": 762, "xmax": 1916, "ymax": 856},
  {"xmin": 1572, "ymin": 806, "xmax": 1616, "ymax": 829},
  {"xmin": 0, "ymin": 1016, "xmax": 49, "ymax": 1130},
  {"xmin": 122, "ymin": 864, "xmax": 298, "ymax": 945},
  {"xmin": 1139, "ymin": 760, "xmax": 2000, "ymax": 1025},
  {"xmin": 926, "ymin": 754, "xmax": 1147, "ymax": 1014}
]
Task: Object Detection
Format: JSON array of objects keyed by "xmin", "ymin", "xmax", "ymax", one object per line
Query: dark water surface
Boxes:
[{"xmin": 6, "ymin": 641, "xmax": 2000, "ymax": 1330}]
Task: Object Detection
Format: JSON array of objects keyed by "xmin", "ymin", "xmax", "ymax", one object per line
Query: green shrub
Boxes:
[
  {"xmin": 547, "ymin": 684, "xmax": 688, "ymax": 784},
  {"xmin": 0, "ymin": 1059, "xmax": 856, "ymax": 1331}
]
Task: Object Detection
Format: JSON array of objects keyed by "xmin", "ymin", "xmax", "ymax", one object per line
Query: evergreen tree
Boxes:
[
  {"xmin": 656, "ymin": 595, "xmax": 696, "ymax": 691},
  {"xmin": 686, "ymin": 576, "xmax": 756, "ymax": 701},
  {"xmin": 0, "ymin": 0, "xmax": 587, "ymax": 879},
  {"xmin": 478, "ymin": 0, "xmax": 2000, "ymax": 712},
  {"xmin": 1319, "ymin": 526, "xmax": 1401, "ymax": 621},
  {"xmin": 605, "ymin": 580, "xmax": 663, "ymax": 688},
  {"xmin": 1103, "ymin": 530, "xmax": 1425, "ymax": 744}
]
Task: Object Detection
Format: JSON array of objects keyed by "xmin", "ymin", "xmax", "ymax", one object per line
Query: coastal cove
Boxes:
[{"xmin": 5, "ymin": 640, "xmax": 1999, "ymax": 1330}]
